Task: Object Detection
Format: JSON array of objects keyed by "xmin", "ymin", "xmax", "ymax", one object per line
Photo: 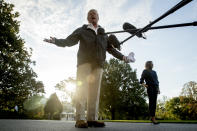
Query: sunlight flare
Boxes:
[{"xmin": 66, "ymin": 82, "xmax": 76, "ymax": 93}]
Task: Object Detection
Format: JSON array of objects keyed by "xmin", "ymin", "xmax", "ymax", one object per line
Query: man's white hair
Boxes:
[{"xmin": 87, "ymin": 9, "xmax": 99, "ymax": 19}]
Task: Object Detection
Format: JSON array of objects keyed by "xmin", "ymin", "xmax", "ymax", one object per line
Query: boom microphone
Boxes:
[{"xmin": 123, "ymin": 22, "xmax": 145, "ymax": 39}]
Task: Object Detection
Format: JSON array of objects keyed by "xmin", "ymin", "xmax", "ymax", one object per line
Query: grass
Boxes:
[{"xmin": 100, "ymin": 120, "xmax": 197, "ymax": 124}]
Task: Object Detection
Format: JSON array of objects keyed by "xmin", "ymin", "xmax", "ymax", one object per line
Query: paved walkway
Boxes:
[{"xmin": 0, "ymin": 119, "xmax": 197, "ymax": 131}]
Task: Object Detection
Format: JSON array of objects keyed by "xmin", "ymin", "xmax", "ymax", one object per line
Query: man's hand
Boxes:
[
  {"xmin": 127, "ymin": 52, "xmax": 135, "ymax": 62},
  {"xmin": 123, "ymin": 56, "xmax": 130, "ymax": 63},
  {"xmin": 43, "ymin": 36, "xmax": 56, "ymax": 44},
  {"xmin": 123, "ymin": 52, "xmax": 136, "ymax": 63}
]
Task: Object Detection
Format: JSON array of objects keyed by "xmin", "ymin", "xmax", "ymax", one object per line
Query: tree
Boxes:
[
  {"xmin": 156, "ymin": 96, "xmax": 169, "ymax": 120},
  {"xmin": 165, "ymin": 97, "xmax": 180, "ymax": 120},
  {"xmin": 181, "ymin": 81, "xmax": 197, "ymax": 101},
  {"xmin": 99, "ymin": 58, "xmax": 148, "ymax": 120},
  {"xmin": 0, "ymin": 0, "xmax": 44, "ymax": 112},
  {"xmin": 165, "ymin": 96, "xmax": 197, "ymax": 120},
  {"xmin": 44, "ymin": 93, "xmax": 63, "ymax": 120},
  {"xmin": 55, "ymin": 77, "xmax": 76, "ymax": 103},
  {"xmin": 23, "ymin": 95, "xmax": 47, "ymax": 119},
  {"xmin": 55, "ymin": 77, "xmax": 76, "ymax": 116}
]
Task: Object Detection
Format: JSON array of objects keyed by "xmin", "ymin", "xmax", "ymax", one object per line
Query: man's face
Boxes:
[{"xmin": 87, "ymin": 10, "xmax": 99, "ymax": 25}]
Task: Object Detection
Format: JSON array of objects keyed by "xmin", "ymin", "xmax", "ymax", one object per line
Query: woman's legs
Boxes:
[{"xmin": 148, "ymin": 87, "xmax": 158, "ymax": 123}]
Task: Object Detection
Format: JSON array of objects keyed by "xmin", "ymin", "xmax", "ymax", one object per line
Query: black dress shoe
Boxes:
[
  {"xmin": 87, "ymin": 121, "xmax": 105, "ymax": 127},
  {"xmin": 75, "ymin": 120, "xmax": 88, "ymax": 128},
  {"xmin": 151, "ymin": 119, "xmax": 160, "ymax": 125}
]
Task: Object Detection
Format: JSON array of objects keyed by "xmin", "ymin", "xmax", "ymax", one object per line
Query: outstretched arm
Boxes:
[
  {"xmin": 43, "ymin": 28, "xmax": 81, "ymax": 47},
  {"xmin": 107, "ymin": 45, "xmax": 135, "ymax": 63},
  {"xmin": 107, "ymin": 34, "xmax": 135, "ymax": 63},
  {"xmin": 107, "ymin": 45, "xmax": 124, "ymax": 60}
]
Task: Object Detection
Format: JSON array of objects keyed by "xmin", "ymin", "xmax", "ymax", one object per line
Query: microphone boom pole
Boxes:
[
  {"xmin": 146, "ymin": 21, "xmax": 197, "ymax": 31},
  {"xmin": 120, "ymin": 0, "xmax": 193, "ymax": 44},
  {"xmin": 105, "ymin": 21, "xmax": 197, "ymax": 34}
]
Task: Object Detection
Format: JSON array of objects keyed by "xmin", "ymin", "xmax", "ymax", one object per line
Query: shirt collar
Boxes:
[{"xmin": 87, "ymin": 23, "xmax": 99, "ymax": 34}]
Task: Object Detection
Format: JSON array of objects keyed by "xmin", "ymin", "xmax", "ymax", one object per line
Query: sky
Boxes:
[{"xmin": 6, "ymin": 0, "xmax": 197, "ymax": 100}]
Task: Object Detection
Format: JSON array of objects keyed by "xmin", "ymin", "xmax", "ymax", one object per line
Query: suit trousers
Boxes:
[{"xmin": 75, "ymin": 63, "xmax": 103, "ymax": 121}]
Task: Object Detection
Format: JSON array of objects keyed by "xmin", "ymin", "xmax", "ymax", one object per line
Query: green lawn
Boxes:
[{"xmin": 101, "ymin": 120, "xmax": 197, "ymax": 123}]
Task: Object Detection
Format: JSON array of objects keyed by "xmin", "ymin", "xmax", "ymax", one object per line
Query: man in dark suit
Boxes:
[{"xmin": 44, "ymin": 9, "xmax": 134, "ymax": 128}]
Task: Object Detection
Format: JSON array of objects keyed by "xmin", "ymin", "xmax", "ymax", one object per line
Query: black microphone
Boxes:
[
  {"xmin": 123, "ymin": 22, "xmax": 145, "ymax": 39},
  {"xmin": 108, "ymin": 34, "xmax": 121, "ymax": 51},
  {"xmin": 97, "ymin": 28, "xmax": 105, "ymax": 35}
]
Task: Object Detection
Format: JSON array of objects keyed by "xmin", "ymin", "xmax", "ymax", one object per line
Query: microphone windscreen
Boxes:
[
  {"xmin": 97, "ymin": 28, "xmax": 105, "ymax": 35},
  {"xmin": 123, "ymin": 22, "xmax": 143, "ymax": 38},
  {"xmin": 123, "ymin": 22, "xmax": 136, "ymax": 30},
  {"xmin": 108, "ymin": 34, "xmax": 120, "ymax": 50}
]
